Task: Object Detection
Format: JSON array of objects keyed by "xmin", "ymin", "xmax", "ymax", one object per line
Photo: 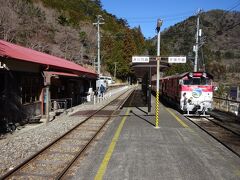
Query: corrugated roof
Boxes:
[{"xmin": 0, "ymin": 40, "xmax": 97, "ymax": 77}]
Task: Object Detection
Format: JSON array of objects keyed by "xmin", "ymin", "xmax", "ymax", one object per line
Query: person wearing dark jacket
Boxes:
[{"xmin": 100, "ymin": 84, "xmax": 105, "ymax": 97}]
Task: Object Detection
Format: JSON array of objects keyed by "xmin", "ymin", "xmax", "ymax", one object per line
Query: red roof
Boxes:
[
  {"xmin": 0, "ymin": 40, "xmax": 97, "ymax": 77},
  {"xmin": 44, "ymin": 71, "xmax": 79, "ymax": 77}
]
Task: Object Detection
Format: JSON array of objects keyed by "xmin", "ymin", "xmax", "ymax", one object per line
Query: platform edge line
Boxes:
[
  {"xmin": 94, "ymin": 108, "xmax": 130, "ymax": 180},
  {"xmin": 165, "ymin": 108, "xmax": 190, "ymax": 128}
]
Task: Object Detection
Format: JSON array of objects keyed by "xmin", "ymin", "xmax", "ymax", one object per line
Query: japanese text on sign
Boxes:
[
  {"xmin": 132, "ymin": 56, "xmax": 149, "ymax": 63},
  {"xmin": 168, "ymin": 56, "xmax": 186, "ymax": 63}
]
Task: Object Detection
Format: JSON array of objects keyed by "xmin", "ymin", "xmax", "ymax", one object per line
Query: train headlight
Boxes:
[
  {"xmin": 202, "ymin": 73, "xmax": 207, "ymax": 78},
  {"xmin": 189, "ymin": 73, "xmax": 193, "ymax": 78}
]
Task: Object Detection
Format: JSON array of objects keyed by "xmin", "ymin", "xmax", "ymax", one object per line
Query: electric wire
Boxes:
[
  {"xmin": 205, "ymin": 0, "xmax": 240, "ymax": 39},
  {"xmin": 121, "ymin": 10, "xmax": 195, "ymax": 20}
]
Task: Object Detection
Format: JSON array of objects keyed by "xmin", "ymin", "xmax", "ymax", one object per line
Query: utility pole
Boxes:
[
  {"xmin": 114, "ymin": 62, "xmax": 117, "ymax": 80},
  {"xmin": 194, "ymin": 9, "xmax": 201, "ymax": 72},
  {"xmin": 93, "ymin": 15, "xmax": 104, "ymax": 75}
]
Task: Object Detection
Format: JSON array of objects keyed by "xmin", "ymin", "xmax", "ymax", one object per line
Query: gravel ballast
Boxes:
[{"xmin": 0, "ymin": 86, "xmax": 129, "ymax": 176}]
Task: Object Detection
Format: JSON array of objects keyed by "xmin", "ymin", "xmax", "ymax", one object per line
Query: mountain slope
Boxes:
[
  {"xmin": 0, "ymin": 0, "xmax": 145, "ymax": 79},
  {"xmin": 147, "ymin": 10, "xmax": 240, "ymax": 83}
]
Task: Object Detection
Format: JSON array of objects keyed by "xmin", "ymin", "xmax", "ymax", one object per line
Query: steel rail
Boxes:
[
  {"xmin": 57, "ymin": 88, "xmax": 134, "ymax": 179},
  {"xmin": 205, "ymin": 116, "xmax": 240, "ymax": 137},
  {"xmin": 0, "ymin": 87, "xmax": 134, "ymax": 180},
  {"xmin": 185, "ymin": 116, "xmax": 240, "ymax": 158}
]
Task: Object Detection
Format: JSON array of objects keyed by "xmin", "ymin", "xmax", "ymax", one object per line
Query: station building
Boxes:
[{"xmin": 0, "ymin": 40, "xmax": 97, "ymax": 123}]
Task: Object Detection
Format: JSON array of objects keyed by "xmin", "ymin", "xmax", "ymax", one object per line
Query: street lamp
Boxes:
[{"xmin": 155, "ymin": 19, "xmax": 163, "ymax": 128}]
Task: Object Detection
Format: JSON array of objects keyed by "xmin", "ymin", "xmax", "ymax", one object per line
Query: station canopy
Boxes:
[
  {"xmin": 0, "ymin": 40, "xmax": 97, "ymax": 78},
  {"xmin": 131, "ymin": 57, "xmax": 170, "ymax": 78}
]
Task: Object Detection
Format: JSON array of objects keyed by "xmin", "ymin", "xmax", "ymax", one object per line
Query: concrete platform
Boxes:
[{"xmin": 72, "ymin": 92, "xmax": 240, "ymax": 180}]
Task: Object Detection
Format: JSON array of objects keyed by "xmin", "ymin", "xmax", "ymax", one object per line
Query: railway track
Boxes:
[
  {"xmin": 0, "ymin": 88, "xmax": 134, "ymax": 180},
  {"xmin": 186, "ymin": 116, "xmax": 240, "ymax": 157}
]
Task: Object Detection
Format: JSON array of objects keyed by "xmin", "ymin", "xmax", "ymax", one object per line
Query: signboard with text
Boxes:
[
  {"xmin": 132, "ymin": 56, "xmax": 149, "ymax": 63},
  {"xmin": 168, "ymin": 56, "xmax": 186, "ymax": 63}
]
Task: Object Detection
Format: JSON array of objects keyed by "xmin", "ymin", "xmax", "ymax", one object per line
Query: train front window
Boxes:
[
  {"xmin": 183, "ymin": 78, "xmax": 209, "ymax": 85},
  {"xmin": 183, "ymin": 79, "xmax": 191, "ymax": 85},
  {"xmin": 192, "ymin": 78, "xmax": 201, "ymax": 85}
]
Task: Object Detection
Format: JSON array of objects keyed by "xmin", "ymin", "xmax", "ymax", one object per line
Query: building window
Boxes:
[{"xmin": 21, "ymin": 76, "xmax": 42, "ymax": 104}]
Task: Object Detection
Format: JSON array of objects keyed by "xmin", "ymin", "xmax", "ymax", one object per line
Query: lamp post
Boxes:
[{"xmin": 155, "ymin": 19, "xmax": 163, "ymax": 128}]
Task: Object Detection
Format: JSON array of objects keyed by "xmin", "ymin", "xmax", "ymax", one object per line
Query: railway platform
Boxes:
[{"xmin": 71, "ymin": 89, "xmax": 240, "ymax": 180}]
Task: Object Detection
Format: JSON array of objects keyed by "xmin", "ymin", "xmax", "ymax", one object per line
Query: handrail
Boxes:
[
  {"xmin": 213, "ymin": 96, "xmax": 240, "ymax": 103},
  {"xmin": 50, "ymin": 98, "xmax": 73, "ymax": 112}
]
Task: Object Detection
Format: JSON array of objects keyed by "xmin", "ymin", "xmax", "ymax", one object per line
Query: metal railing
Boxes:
[
  {"xmin": 213, "ymin": 97, "xmax": 240, "ymax": 116},
  {"xmin": 50, "ymin": 98, "xmax": 73, "ymax": 113}
]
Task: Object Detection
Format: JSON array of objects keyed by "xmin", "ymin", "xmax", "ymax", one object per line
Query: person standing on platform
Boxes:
[{"xmin": 100, "ymin": 84, "xmax": 105, "ymax": 97}]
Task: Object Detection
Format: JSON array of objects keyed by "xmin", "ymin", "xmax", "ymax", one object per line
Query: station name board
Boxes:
[
  {"xmin": 132, "ymin": 56, "xmax": 149, "ymax": 63},
  {"xmin": 168, "ymin": 56, "xmax": 186, "ymax": 63}
]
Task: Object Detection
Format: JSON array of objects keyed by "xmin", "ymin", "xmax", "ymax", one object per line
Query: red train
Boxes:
[{"xmin": 152, "ymin": 72, "xmax": 213, "ymax": 116}]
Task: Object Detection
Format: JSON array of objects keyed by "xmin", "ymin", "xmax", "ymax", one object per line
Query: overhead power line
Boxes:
[
  {"xmin": 121, "ymin": 10, "xmax": 195, "ymax": 20},
  {"xmin": 205, "ymin": 0, "xmax": 240, "ymax": 38},
  {"xmin": 227, "ymin": 0, "xmax": 240, "ymax": 11},
  {"xmin": 128, "ymin": 14, "xmax": 193, "ymax": 24}
]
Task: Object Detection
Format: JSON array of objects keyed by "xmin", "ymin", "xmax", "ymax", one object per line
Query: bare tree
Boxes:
[
  {"xmin": 0, "ymin": 0, "xmax": 19, "ymax": 41},
  {"xmin": 55, "ymin": 26, "xmax": 80, "ymax": 60}
]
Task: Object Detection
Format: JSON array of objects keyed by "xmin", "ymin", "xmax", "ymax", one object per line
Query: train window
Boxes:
[
  {"xmin": 183, "ymin": 79, "xmax": 191, "ymax": 85},
  {"xmin": 200, "ymin": 78, "xmax": 207, "ymax": 85},
  {"xmin": 192, "ymin": 78, "xmax": 201, "ymax": 85},
  {"xmin": 183, "ymin": 78, "xmax": 210, "ymax": 85}
]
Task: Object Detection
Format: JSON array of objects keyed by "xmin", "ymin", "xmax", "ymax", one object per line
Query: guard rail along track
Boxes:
[
  {"xmin": 0, "ymin": 87, "xmax": 134, "ymax": 180},
  {"xmin": 186, "ymin": 116, "xmax": 240, "ymax": 158}
]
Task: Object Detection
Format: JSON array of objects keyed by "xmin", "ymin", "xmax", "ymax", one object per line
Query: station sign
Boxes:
[
  {"xmin": 168, "ymin": 56, "xmax": 186, "ymax": 63},
  {"xmin": 132, "ymin": 56, "xmax": 149, "ymax": 63}
]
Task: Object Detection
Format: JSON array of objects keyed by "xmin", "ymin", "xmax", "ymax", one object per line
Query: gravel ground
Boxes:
[{"xmin": 0, "ymin": 86, "xmax": 130, "ymax": 176}]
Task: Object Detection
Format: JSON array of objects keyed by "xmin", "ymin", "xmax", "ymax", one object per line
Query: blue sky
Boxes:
[{"xmin": 101, "ymin": 0, "xmax": 240, "ymax": 38}]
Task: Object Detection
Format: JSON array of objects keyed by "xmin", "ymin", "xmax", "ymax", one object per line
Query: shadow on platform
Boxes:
[
  {"xmin": 130, "ymin": 109, "xmax": 155, "ymax": 127},
  {"xmin": 122, "ymin": 90, "xmax": 147, "ymax": 107}
]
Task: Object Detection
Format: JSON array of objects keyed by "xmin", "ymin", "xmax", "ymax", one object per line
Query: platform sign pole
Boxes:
[
  {"xmin": 155, "ymin": 19, "xmax": 162, "ymax": 129},
  {"xmin": 155, "ymin": 58, "xmax": 160, "ymax": 128},
  {"xmin": 148, "ymin": 67, "xmax": 152, "ymax": 113}
]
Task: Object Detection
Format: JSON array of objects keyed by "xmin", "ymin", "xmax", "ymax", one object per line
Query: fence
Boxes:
[
  {"xmin": 50, "ymin": 98, "xmax": 73, "ymax": 113},
  {"xmin": 213, "ymin": 97, "xmax": 240, "ymax": 116}
]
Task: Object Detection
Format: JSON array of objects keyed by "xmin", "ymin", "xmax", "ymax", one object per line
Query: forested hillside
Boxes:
[
  {"xmin": 1, "ymin": 1, "xmax": 239, "ymax": 83},
  {"xmin": 0, "ymin": 0, "xmax": 145, "ymax": 79},
  {"xmin": 147, "ymin": 10, "xmax": 240, "ymax": 84}
]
